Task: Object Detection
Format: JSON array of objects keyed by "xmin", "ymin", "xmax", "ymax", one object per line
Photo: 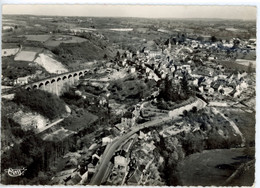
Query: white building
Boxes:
[
  {"xmin": 16, "ymin": 76, "xmax": 30, "ymax": 85},
  {"xmin": 102, "ymin": 136, "xmax": 113, "ymax": 146},
  {"xmin": 114, "ymin": 156, "xmax": 128, "ymax": 168}
]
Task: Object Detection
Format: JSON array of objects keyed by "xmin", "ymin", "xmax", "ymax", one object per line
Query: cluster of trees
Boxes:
[
  {"xmin": 108, "ymin": 78, "xmax": 154, "ymax": 103},
  {"xmin": 155, "ymin": 135, "xmax": 182, "ymax": 186},
  {"xmin": 13, "ymin": 89, "xmax": 66, "ymax": 120},
  {"xmin": 61, "ymin": 89, "xmax": 86, "ymax": 108},
  {"xmin": 158, "ymin": 73, "xmax": 190, "ymax": 103},
  {"xmin": 2, "ymin": 57, "xmax": 39, "ymax": 80},
  {"xmin": 2, "ymin": 131, "xmax": 76, "ymax": 185},
  {"xmin": 1, "ymin": 131, "xmax": 47, "ymax": 184}
]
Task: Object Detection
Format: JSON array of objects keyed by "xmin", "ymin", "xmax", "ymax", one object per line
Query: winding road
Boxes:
[{"xmin": 89, "ymin": 98, "xmax": 206, "ymax": 185}]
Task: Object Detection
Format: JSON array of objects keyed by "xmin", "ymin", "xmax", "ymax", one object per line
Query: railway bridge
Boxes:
[{"xmin": 24, "ymin": 68, "xmax": 91, "ymax": 96}]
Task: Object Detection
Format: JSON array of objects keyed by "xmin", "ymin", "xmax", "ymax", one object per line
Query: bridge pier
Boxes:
[{"xmin": 45, "ymin": 81, "xmax": 51, "ymax": 93}]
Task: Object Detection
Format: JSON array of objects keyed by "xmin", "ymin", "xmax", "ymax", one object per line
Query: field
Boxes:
[
  {"xmin": 217, "ymin": 60, "xmax": 254, "ymax": 72},
  {"xmin": 14, "ymin": 51, "xmax": 38, "ymax": 61},
  {"xmin": 235, "ymin": 59, "xmax": 256, "ymax": 68},
  {"xmin": 20, "ymin": 34, "xmax": 88, "ymax": 47},
  {"xmin": 44, "ymin": 35, "xmax": 87, "ymax": 47},
  {"xmin": 177, "ymin": 148, "xmax": 254, "ymax": 186},
  {"xmin": 24, "ymin": 34, "xmax": 52, "ymax": 42},
  {"xmin": 1, "ymin": 42, "xmax": 21, "ymax": 49},
  {"xmin": 22, "ymin": 46, "xmax": 43, "ymax": 53},
  {"xmin": 2, "ymin": 48, "xmax": 19, "ymax": 56}
]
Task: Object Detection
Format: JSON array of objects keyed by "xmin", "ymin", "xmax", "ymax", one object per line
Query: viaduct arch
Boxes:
[{"xmin": 24, "ymin": 69, "xmax": 90, "ymax": 96}]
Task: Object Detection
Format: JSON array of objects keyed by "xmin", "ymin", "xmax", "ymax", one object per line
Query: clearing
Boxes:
[{"xmin": 34, "ymin": 52, "xmax": 68, "ymax": 74}]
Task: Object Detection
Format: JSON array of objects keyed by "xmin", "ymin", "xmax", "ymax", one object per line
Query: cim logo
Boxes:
[{"xmin": 5, "ymin": 168, "xmax": 27, "ymax": 177}]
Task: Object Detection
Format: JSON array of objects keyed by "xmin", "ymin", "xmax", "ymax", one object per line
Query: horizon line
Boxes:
[{"xmin": 2, "ymin": 13, "xmax": 257, "ymax": 21}]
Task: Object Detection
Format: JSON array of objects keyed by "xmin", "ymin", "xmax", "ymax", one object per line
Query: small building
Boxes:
[
  {"xmin": 180, "ymin": 64, "xmax": 191, "ymax": 73},
  {"xmin": 88, "ymin": 163, "xmax": 96, "ymax": 174},
  {"xmin": 16, "ymin": 76, "xmax": 30, "ymax": 85},
  {"xmin": 102, "ymin": 136, "xmax": 113, "ymax": 146},
  {"xmin": 149, "ymin": 50, "xmax": 162, "ymax": 59},
  {"xmin": 193, "ymin": 79, "xmax": 198, "ymax": 86},
  {"xmin": 114, "ymin": 156, "xmax": 128, "ymax": 168},
  {"xmin": 121, "ymin": 111, "xmax": 136, "ymax": 127},
  {"xmin": 204, "ymin": 86, "xmax": 214, "ymax": 95},
  {"xmin": 218, "ymin": 86, "xmax": 234, "ymax": 96},
  {"xmin": 130, "ymin": 67, "xmax": 136, "ymax": 73}
]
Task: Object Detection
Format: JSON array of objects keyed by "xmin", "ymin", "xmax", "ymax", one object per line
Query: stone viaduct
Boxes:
[{"xmin": 24, "ymin": 68, "xmax": 91, "ymax": 96}]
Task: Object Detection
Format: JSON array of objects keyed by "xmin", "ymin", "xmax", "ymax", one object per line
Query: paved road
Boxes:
[
  {"xmin": 89, "ymin": 98, "xmax": 206, "ymax": 185},
  {"xmin": 89, "ymin": 117, "xmax": 172, "ymax": 185}
]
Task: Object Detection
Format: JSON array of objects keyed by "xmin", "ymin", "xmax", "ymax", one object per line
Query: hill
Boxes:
[{"xmin": 50, "ymin": 33, "xmax": 116, "ymax": 67}]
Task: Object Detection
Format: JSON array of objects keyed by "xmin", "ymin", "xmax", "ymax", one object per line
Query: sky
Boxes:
[{"xmin": 2, "ymin": 5, "xmax": 257, "ymax": 20}]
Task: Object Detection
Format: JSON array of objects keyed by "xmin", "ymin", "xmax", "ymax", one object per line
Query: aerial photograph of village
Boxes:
[{"xmin": 1, "ymin": 4, "xmax": 256, "ymax": 187}]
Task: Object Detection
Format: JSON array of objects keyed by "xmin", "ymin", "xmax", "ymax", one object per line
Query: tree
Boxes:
[
  {"xmin": 232, "ymin": 39, "xmax": 240, "ymax": 48},
  {"xmin": 183, "ymin": 110, "xmax": 188, "ymax": 116},
  {"xmin": 161, "ymin": 75, "xmax": 175, "ymax": 101},
  {"xmin": 116, "ymin": 51, "xmax": 120, "ymax": 58},
  {"xmin": 192, "ymin": 106, "xmax": 197, "ymax": 113},
  {"xmin": 180, "ymin": 72, "xmax": 189, "ymax": 98},
  {"xmin": 248, "ymin": 62, "xmax": 253, "ymax": 73},
  {"xmin": 211, "ymin": 36, "xmax": 217, "ymax": 43},
  {"xmin": 219, "ymin": 89, "xmax": 224, "ymax": 95},
  {"xmin": 13, "ymin": 89, "xmax": 66, "ymax": 120}
]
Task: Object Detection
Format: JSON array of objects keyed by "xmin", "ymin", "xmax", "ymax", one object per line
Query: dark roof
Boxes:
[{"xmin": 122, "ymin": 111, "xmax": 133, "ymax": 118}]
